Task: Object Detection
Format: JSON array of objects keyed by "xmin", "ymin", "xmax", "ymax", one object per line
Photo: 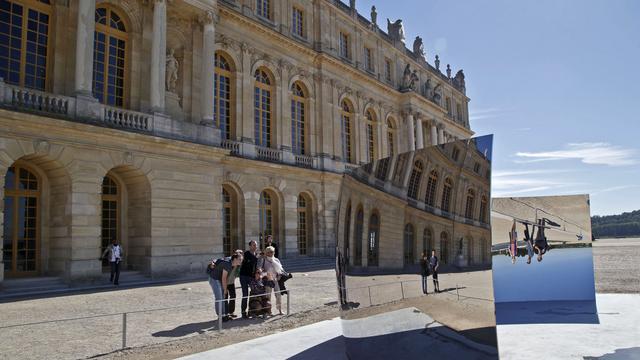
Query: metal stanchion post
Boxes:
[
  {"xmin": 287, "ymin": 291, "xmax": 290, "ymax": 316},
  {"xmin": 122, "ymin": 313, "xmax": 127, "ymax": 349},
  {"xmin": 218, "ymin": 300, "xmax": 223, "ymax": 331},
  {"xmin": 368, "ymin": 286, "xmax": 372, "ymax": 306},
  {"xmin": 456, "ymin": 284, "xmax": 459, "ymax": 301},
  {"xmin": 401, "ymin": 282, "xmax": 405, "ymax": 300}
]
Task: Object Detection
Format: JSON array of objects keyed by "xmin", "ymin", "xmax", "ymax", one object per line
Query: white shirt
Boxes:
[{"xmin": 110, "ymin": 245, "xmax": 122, "ymax": 262}]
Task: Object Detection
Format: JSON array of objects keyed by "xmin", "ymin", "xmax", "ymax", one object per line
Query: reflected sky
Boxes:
[{"xmin": 492, "ymin": 247, "xmax": 596, "ymax": 303}]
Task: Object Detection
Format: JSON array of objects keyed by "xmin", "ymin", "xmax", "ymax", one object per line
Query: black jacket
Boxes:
[{"xmin": 240, "ymin": 250, "xmax": 258, "ymax": 277}]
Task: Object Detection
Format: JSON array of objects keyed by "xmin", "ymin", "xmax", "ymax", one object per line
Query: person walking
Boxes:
[
  {"xmin": 207, "ymin": 253, "xmax": 243, "ymax": 322},
  {"xmin": 430, "ymin": 249, "xmax": 440, "ymax": 293},
  {"xmin": 240, "ymin": 240, "xmax": 259, "ymax": 319},
  {"xmin": 420, "ymin": 250, "xmax": 430, "ymax": 295},
  {"xmin": 101, "ymin": 239, "xmax": 123, "ymax": 285},
  {"xmin": 259, "ymin": 246, "xmax": 284, "ymax": 315}
]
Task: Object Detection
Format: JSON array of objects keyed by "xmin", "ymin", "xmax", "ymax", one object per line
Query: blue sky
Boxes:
[{"xmin": 353, "ymin": 0, "xmax": 640, "ymax": 215}]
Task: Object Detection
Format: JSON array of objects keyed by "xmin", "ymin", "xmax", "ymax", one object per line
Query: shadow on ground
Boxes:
[
  {"xmin": 152, "ymin": 315, "xmax": 288, "ymax": 337},
  {"xmin": 495, "ymin": 300, "xmax": 600, "ymax": 325},
  {"xmin": 583, "ymin": 347, "xmax": 640, "ymax": 359}
]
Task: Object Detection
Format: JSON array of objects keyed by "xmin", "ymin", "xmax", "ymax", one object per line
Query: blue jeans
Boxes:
[
  {"xmin": 421, "ymin": 274, "xmax": 428, "ymax": 294},
  {"xmin": 240, "ymin": 275, "xmax": 252, "ymax": 315},
  {"xmin": 208, "ymin": 278, "xmax": 227, "ymax": 317}
]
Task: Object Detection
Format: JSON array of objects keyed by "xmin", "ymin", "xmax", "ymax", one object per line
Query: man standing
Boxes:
[
  {"xmin": 239, "ymin": 241, "xmax": 258, "ymax": 319},
  {"xmin": 208, "ymin": 253, "xmax": 243, "ymax": 322},
  {"xmin": 430, "ymin": 249, "xmax": 440, "ymax": 293},
  {"xmin": 101, "ymin": 239, "xmax": 123, "ymax": 285},
  {"xmin": 265, "ymin": 235, "xmax": 279, "ymax": 259}
]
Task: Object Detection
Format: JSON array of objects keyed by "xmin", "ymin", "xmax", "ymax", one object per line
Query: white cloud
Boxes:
[
  {"xmin": 491, "ymin": 169, "xmax": 584, "ymax": 197},
  {"xmin": 515, "ymin": 142, "xmax": 637, "ymax": 166},
  {"xmin": 591, "ymin": 185, "xmax": 640, "ymax": 196},
  {"xmin": 468, "ymin": 107, "xmax": 514, "ymax": 122}
]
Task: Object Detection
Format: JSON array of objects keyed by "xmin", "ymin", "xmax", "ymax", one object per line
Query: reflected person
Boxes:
[
  {"xmin": 430, "ymin": 249, "xmax": 440, "ymax": 293},
  {"xmin": 420, "ymin": 251, "xmax": 430, "ymax": 295}
]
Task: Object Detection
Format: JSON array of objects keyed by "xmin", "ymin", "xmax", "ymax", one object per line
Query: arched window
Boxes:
[
  {"xmin": 254, "ymin": 68, "xmax": 273, "ymax": 148},
  {"xmin": 0, "ymin": 0, "xmax": 52, "ymax": 90},
  {"xmin": 343, "ymin": 201, "xmax": 351, "ymax": 255},
  {"xmin": 222, "ymin": 185, "xmax": 240, "ymax": 256},
  {"xmin": 3, "ymin": 164, "xmax": 40, "ymax": 275},
  {"xmin": 354, "ymin": 206, "xmax": 363, "ymax": 266},
  {"xmin": 425, "ymin": 170, "xmax": 438, "ymax": 206},
  {"xmin": 423, "ymin": 228, "xmax": 433, "ymax": 255},
  {"xmin": 341, "ymin": 100, "xmax": 354, "ymax": 163},
  {"xmin": 365, "ymin": 109, "xmax": 377, "ymax": 163},
  {"xmin": 259, "ymin": 190, "xmax": 274, "ymax": 250},
  {"xmin": 93, "ymin": 6, "xmax": 129, "ymax": 107},
  {"xmin": 479, "ymin": 196, "xmax": 488, "ymax": 223},
  {"xmin": 441, "ymin": 177, "xmax": 452, "ymax": 212},
  {"xmin": 407, "ymin": 160, "xmax": 423, "ymax": 199},
  {"xmin": 465, "ymin": 189, "xmax": 476, "ymax": 219},
  {"xmin": 256, "ymin": 0, "xmax": 271, "ymax": 20},
  {"xmin": 403, "ymin": 223, "xmax": 414, "ymax": 266},
  {"xmin": 367, "ymin": 212, "xmax": 379, "ymax": 266},
  {"xmin": 101, "ymin": 175, "xmax": 119, "ymax": 267},
  {"xmin": 297, "ymin": 193, "xmax": 312, "ymax": 255},
  {"xmin": 215, "ymin": 52, "xmax": 234, "ymax": 140},
  {"xmin": 440, "ymin": 231, "xmax": 449, "ymax": 264},
  {"xmin": 291, "ymin": 82, "xmax": 307, "ymax": 155},
  {"xmin": 387, "ymin": 118, "xmax": 396, "ymax": 157}
]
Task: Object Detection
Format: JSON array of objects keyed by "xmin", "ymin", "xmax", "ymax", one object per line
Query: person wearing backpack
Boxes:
[{"xmin": 207, "ymin": 253, "xmax": 243, "ymax": 322}]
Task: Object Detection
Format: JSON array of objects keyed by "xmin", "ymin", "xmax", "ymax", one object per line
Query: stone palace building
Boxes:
[
  {"xmin": 0, "ymin": 0, "xmax": 473, "ymax": 284},
  {"xmin": 337, "ymin": 138, "xmax": 491, "ymax": 271}
]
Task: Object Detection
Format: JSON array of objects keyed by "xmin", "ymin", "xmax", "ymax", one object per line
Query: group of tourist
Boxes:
[
  {"xmin": 509, "ymin": 219, "xmax": 552, "ymax": 264},
  {"xmin": 207, "ymin": 235, "xmax": 291, "ymax": 322},
  {"xmin": 419, "ymin": 249, "xmax": 441, "ymax": 294}
]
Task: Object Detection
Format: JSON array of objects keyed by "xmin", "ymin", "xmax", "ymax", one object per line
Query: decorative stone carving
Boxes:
[
  {"xmin": 446, "ymin": 64, "xmax": 452, "ymax": 79},
  {"xmin": 370, "ymin": 6, "xmax": 377, "ymax": 27},
  {"xmin": 432, "ymin": 83, "xmax": 442, "ymax": 104},
  {"xmin": 453, "ymin": 70, "xmax": 466, "ymax": 91},
  {"xmin": 435, "ymin": 55, "xmax": 440, "ymax": 71},
  {"xmin": 410, "ymin": 70, "xmax": 419, "ymax": 91},
  {"xmin": 400, "ymin": 64, "xmax": 418, "ymax": 92},
  {"xmin": 123, "ymin": 152, "xmax": 134, "ymax": 165},
  {"xmin": 413, "ymin": 36, "xmax": 425, "ymax": 60},
  {"xmin": 165, "ymin": 48, "xmax": 179, "ymax": 92},
  {"xmin": 387, "ymin": 19, "xmax": 405, "ymax": 43},
  {"xmin": 34, "ymin": 140, "xmax": 50, "ymax": 155},
  {"xmin": 424, "ymin": 78, "xmax": 433, "ymax": 99}
]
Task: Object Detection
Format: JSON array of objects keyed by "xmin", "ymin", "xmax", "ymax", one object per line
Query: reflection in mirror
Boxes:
[
  {"xmin": 491, "ymin": 195, "xmax": 598, "ymax": 325},
  {"xmin": 336, "ymin": 135, "xmax": 497, "ymax": 358}
]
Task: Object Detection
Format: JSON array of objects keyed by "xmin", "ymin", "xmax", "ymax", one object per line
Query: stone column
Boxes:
[
  {"xmin": 74, "ymin": 0, "xmax": 96, "ymax": 96},
  {"xmin": 438, "ymin": 126, "xmax": 445, "ymax": 145},
  {"xmin": 406, "ymin": 112, "xmax": 415, "ymax": 152},
  {"xmin": 200, "ymin": 10, "xmax": 216, "ymax": 125},
  {"xmin": 415, "ymin": 116, "xmax": 424, "ymax": 149},
  {"xmin": 150, "ymin": 0, "xmax": 167, "ymax": 113},
  {"xmin": 431, "ymin": 122, "xmax": 438, "ymax": 146}
]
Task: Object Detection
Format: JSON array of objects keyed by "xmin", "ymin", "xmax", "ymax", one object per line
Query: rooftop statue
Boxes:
[
  {"xmin": 370, "ymin": 6, "xmax": 377, "ymax": 27},
  {"xmin": 453, "ymin": 69, "xmax": 466, "ymax": 90},
  {"xmin": 413, "ymin": 36, "xmax": 425, "ymax": 60},
  {"xmin": 387, "ymin": 18, "xmax": 405, "ymax": 43}
]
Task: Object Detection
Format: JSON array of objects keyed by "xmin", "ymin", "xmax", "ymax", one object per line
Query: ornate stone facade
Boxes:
[{"xmin": 0, "ymin": 0, "xmax": 474, "ymax": 284}]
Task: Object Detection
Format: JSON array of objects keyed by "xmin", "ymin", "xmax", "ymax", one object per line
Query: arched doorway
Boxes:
[
  {"xmin": 423, "ymin": 227, "xmax": 434, "ymax": 256},
  {"xmin": 367, "ymin": 211, "xmax": 380, "ymax": 266},
  {"xmin": 440, "ymin": 231, "xmax": 449, "ymax": 265},
  {"xmin": 101, "ymin": 175, "xmax": 119, "ymax": 268},
  {"xmin": 3, "ymin": 164, "xmax": 40, "ymax": 276},
  {"xmin": 297, "ymin": 193, "xmax": 313, "ymax": 255},
  {"xmin": 259, "ymin": 189, "xmax": 280, "ymax": 253},
  {"xmin": 404, "ymin": 223, "xmax": 415, "ymax": 266}
]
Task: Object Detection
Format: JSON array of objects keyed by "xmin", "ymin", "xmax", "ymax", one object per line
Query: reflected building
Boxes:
[{"xmin": 338, "ymin": 137, "xmax": 492, "ymax": 272}]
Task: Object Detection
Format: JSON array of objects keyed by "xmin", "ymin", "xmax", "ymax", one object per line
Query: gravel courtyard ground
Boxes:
[{"xmin": 0, "ymin": 237, "xmax": 636, "ymax": 360}]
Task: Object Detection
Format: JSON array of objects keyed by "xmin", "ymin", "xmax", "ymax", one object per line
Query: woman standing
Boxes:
[
  {"xmin": 420, "ymin": 251, "xmax": 430, "ymax": 295},
  {"xmin": 259, "ymin": 246, "xmax": 284, "ymax": 315}
]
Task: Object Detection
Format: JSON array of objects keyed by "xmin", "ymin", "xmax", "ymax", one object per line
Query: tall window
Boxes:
[
  {"xmin": 101, "ymin": 175, "xmax": 119, "ymax": 267},
  {"xmin": 343, "ymin": 202, "xmax": 351, "ymax": 255},
  {"xmin": 456, "ymin": 103, "xmax": 463, "ymax": 122},
  {"xmin": 297, "ymin": 194, "xmax": 311, "ymax": 255},
  {"xmin": 222, "ymin": 185, "xmax": 242, "ymax": 256},
  {"xmin": 445, "ymin": 97, "xmax": 451, "ymax": 114},
  {"xmin": 256, "ymin": 0, "xmax": 271, "ymax": 19},
  {"xmin": 93, "ymin": 7, "xmax": 128, "ymax": 107},
  {"xmin": 479, "ymin": 196, "xmax": 488, "ymax": 223},
  {"xmin": 341, "ymin": 100, "xmax": 354, "ymax": 163},
  {"xmin": 3, "ymin": 164, "xmax": 39, "ymax": 275},
  {"xmin": 215, "ymin": 52, "xmax": 233, "ymax": 140},
  {"xmin": 423, "ymin": 228, "xmax": 433, "ymax": 255},
  {"xmin": 407, "ymin": 160, "xmax": 423, "ymax": 199},
  {"xmin": 387, "ymin": 118, "xmax": 396, "ymax": 157},
  {"xmin": 364, "ymin": 47, "xmax": 373, "ymax": 71},
  {"xmin": 441, "ymin": 177, "xmax": 452, "ymax": 212},
  {"xmin": 292, "ymin": 7, "xmax": 304, "ymax": 38},
  {"xmin": 254, "ymin": 68, "xmax": 273, "ymax": 147},
  {"xmin": 425, "ymin": 170, "xmax": 438, "ymax": 206},
  {"xmin": 291, "ymin": 82, "xmax": 307, "ymax": 155},
  {"xmin": 365, "ymin": 109, "xmax": 376, "ymax": 163},
  {"xmin": 392, "ymin": 152, "xmax": 410, "ymax": 186},
  {"xmin": 339, "ymin": 32, "xmax": 349, "ymax": 59},
  {"xmin": 452, "ymin": 147, "xmax": 460, "ymax": 161},
  {"xmin": 367, "ymin": 212, "xmax": 379, "ymax": 266},
  {"xmin": 440, "ymin": 232, "xmax": 449, "ymax": 264},
  {"xmin": 354, "ymin": 206, "xmax": 363, "ymax": 266},
  {"xmin": 403, "ymin": 223, "xmax": 414, "ymax": 266},
  {"xmin": 0, "ymin": 0, "xmax": 52, "ymax": 90},
  {"xmin": 465, "ymin": 189, "xmax": 475, "ymax": 219},
  {"xmin": 259, "ymin": 190, "xmax": 273, "ymax": 250},
  {"xmin": 384, "ymin": 58, "xmax": 392, "ymax": 82}
]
